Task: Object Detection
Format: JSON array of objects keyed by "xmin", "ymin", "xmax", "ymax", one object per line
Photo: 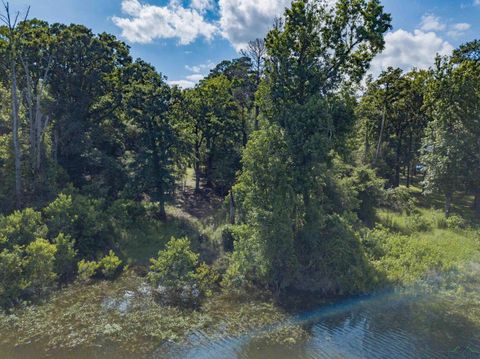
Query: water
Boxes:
[
  {"xmin": 1, "ymin": 288, "xmax": 480, "ymax": 358},
  {"xmin": 159, "ymin": 290, "xmax": 480, "ymax": 359}
]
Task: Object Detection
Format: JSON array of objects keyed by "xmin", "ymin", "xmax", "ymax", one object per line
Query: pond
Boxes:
[
  {"xmin": 158, "ymin": 290, "xmax": 480, "ymax": 359},
  {"xmin": 2, "ymin": 286, "xmax": 479, "ymax": 359}
]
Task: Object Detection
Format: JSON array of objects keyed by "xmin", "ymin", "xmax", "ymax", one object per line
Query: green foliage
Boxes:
[
  {"xmin": 148, "ymin": 237, "xmax": 199, "ymax": 288},
  {"xmin": 52, "ymin": 233, "xmax": 77, "ymax": 282},
  {"xmin": 232, "ymin": 127, "xmax": 298, "ymax": 293},
  {"xmin": 336, "ymin": 162, "xmax": 386, "ymax": 225},
  {"xmin": 0, "ymin": 248, "xmax": 26, "ymax": 307},
  {"xmin": 77, "ymin": 260, "xmax": 100, "ymax": 283},
  {"xmin": 98, "ymin": 250, "xmax": 123, "ymax": 279},
  {"xmin": 384, "ymin": 186, "xmax": 417, "ymax": 214},
  {"xmin": 0, "ymin": 208, "xmax": 47, "ymax": 248},
  {"xmin": 421, "ymin": 51, "xmax": 480, "ymax": 216},
  {"xmin": 24, "ymin": 239, "xmax": 58, "ymax": 298},
  {"xmin": 223, "ymin": 225, "xmax": 267, "ymax": 290},
  {"xmin": 195, "ymin": 262, "xmax": 220, "ymax": 297},
  {"xmin": 148, "ymin": 237, "xmax": 214, "ymax": 307},
  {"xmin": 43, "ymin": 193, "xmax": 107, "ymax": 258},
  {"xmin": 445, "ymin": 215, "xmax": 468, "ymax": 230}
]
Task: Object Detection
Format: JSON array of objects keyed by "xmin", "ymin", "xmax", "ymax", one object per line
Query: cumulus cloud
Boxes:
[
  {"xmin": 370, "ymin": 29, "xmax": 454, "ymax": 76},
  {"xmin": 448, "ymin": 22, "xmax": 471, "ymax": 38},
  {"xmin": 218, "ymin": 0, "xmax": 291, "ymax": 51},
  {"xmin": 185, "ymin": 61, "xmax": 215, "ymax": 73},
  {"xmin": 420, "ymin": 14, "xmax": 446, "ymax": 32},
  {"xmin": 112, "ymin": 0, "xmax": 217, "ymax": 44},
  {"xmin": 168, "ymin": 79, "xmax": 197, "ymax": 88},
  {"xmin": 191, "ymin": 0, "xmax": 215, "ymax": 13},
  {"xmin": 168, "ymin": 61, "xmax": 214, "ymax": 88}
]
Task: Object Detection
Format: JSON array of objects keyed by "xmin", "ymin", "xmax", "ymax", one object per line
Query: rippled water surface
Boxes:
[
  {"xmin": 2, "ymin": 289, "xmax": 480, "ymax": 359},
  {"xmin": 159, "ymin": 291, "xmax": 480, "ymax": 359}
]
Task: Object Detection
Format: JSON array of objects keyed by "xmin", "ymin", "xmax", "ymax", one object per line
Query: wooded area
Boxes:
[{"xmin": 0, "ymin": 0, "xmax": 479, "ymax": 313}]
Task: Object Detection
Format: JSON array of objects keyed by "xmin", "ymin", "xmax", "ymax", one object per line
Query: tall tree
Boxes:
[
  {"xmin": 123, "ymin": 60, "xmax": 179, "ymax": 220},
  {"xmin": 233, "ymin": 0, "xmax": 391, "ymax": 293},
  {"xmin": 241, "ymin": 38, "xmax": 266, "ymax": 130},
  {"xmin": 0, "ymin": 2, "xmax": 28, "ymax": 208},
  {"xmin": 421, "ymin": 51, "xmax": 480, "ymax": 217}
]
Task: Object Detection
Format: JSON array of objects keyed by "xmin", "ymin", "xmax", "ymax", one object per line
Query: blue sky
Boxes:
[{"xmin": 9, "ymin": 0, "xmax": 480, "ymax": 87}]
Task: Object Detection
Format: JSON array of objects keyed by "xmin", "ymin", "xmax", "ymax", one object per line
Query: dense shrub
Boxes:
[
  {"xmin": 404, "ymin": 213, "xmax": 431, "ymax": 233},
  {"xmin": 53, "ymin": 233, "xmax": 77, "ymax": 282},
  {"xmin": 98, "ymin": 250, "xmax": 123, "ymax": 279},
  {"xmin": 0, "ymin": 248, "xmax": 26, "ymax": 307},
  {"xmin": 384, "ymin": 186, "xmax": 416, "ymax": 214},
  {"xmin": 43, "ymin": 193, "xmax": 108, "ymax": 258},
  {"xmin": 24, "ymin": 239, "xmax": 58, "ymax": 298},
  {"xmin": 339, "ymin": 165, "xmax": 386, "ymax": 226},
  {"xmin": 295, "ymin": 214, "xmax": 378, "ymax": 295},
  {"xmin": 445, "ymin": 215, "xmax": 468, "ymax": 230},
  {"xmin": 223, "ymin": 225, "xmax": 267, "ymax": 291},
  {"xmin": 148, "ymin": 237, "xmax": 213, "ymax": 307},
  {"xmin": 77, "ymin": 260, "xmax": 99, "ymax": 283},
  {"xmin": 0, "ymin": 208, "xmax": 47, "ymax": 248}
]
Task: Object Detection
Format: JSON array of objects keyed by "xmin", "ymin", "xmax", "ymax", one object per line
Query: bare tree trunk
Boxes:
[
  {"xmin": 374, "ymin": 100, "xmax": 387, "ymax": 165},
  {"xmin": 406, "ymin": 163, "xmax": 411, "ymax": 188},
  {"xmin": 374, "ymin": 84, "xmax": 389, "ymax": 166},
  {"xmin": 229, "ymin": 191, "xmax": 235, "ymax": 225},
  {"xmin": 473, "ymin": 190, "xmax": 480, "ymax": 215},
  {"xmin": 194, "ymin": 143, "xmax": 201, "ymax": 193},
  {"xmin": 445, "ymin": 192, "xmax": 452, "ymax": 218},
  {"xmin": 10, "ymin": 59, "xmax": 22, "ymax": 208}
]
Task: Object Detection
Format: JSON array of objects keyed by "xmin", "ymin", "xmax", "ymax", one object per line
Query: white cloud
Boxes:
[
  {"xmin": 447, "ymin": 22, "xmax": 471, "ymax": 38},
  {"xmin": 191, "ymin": 0, "xmax": 215, "ymax": 13},
  {"xmin": 168, "ymin": 79, "xmax": 197, "ymax": 88},
  {"xmin": 452, "ymin": 23, "xmax": 471, "ymax": 31},
  {"xmin": 370, "ymin": 29, "xmax": 454, "ymax": 76},
  {"xmin": 186, "ymin": 73, "xmax": 205, "ymax": 81},
  {"xmin": 420, "ymin": 14, "xmax": 446, "ymax": 32},
  {"xmin": 475, "ymin": 0, "xmax": 480, "ymax": 5},
  {"xmin": 218, "ymin": 0, "xmax": 292, "ymax": 51},
  {"xmin": 169, "ymin": 61, "xmax": 214, "ymax": 88},
  {"xmin": 185, "ymin": 61, "xmax": 215, "ymax": 73},
  {"xmin": 112, "ymin": 0, "xmax": 217, "ymax": 45}
]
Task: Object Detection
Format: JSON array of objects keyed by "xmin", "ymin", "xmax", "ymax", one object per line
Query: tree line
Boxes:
[{"xmin": 0, "ymin": 0, "xmax": 479, "ymax": 304}]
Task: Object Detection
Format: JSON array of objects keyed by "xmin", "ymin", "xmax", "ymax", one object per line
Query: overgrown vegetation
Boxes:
[{"xmin": 0, "ymin": 0, "xmax": 479, "ymax": 356}]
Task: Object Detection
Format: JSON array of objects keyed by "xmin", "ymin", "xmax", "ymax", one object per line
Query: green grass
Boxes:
[
  {"xmin": 116, "ymin": 205, "xmax": 223, "ymax": 267},
  {"xmin": 371, "ymin": 187, "xmax": 480, "ymax": 286}
]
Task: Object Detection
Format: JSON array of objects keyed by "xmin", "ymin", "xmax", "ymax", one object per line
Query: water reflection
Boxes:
[{"xmin": 159, "ymin": 291, "xmax": 480, "ymax": 359}]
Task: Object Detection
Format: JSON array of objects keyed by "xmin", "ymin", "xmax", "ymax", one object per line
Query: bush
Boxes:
[
  {"xmin": 0, "ymin": 208, "xmax": 47, "ymax": 248},
  {"xmin": 77, "ymin": 260, "xmax": 99, "ymax": 283},
  {"xmin": 340, "ymin": 165, "xmax": 386, "ymax": 225},
  {"xmin": 223, "ymin": 225, "xmax": 267, "ymax": 291},
  {"xmin": 43, "ymin": 193, "xmax": 107, "ymax": 258},
  {"xmin": 195, "ymin": 262, "xmax": 219, "ymax": 297},
  {"xmin": 98, "ymin": 250, "xmax": 123, "ymax": 279},
  {"xmin": 221, "ymin": 226, "xmax": 235, "ymax": 252},
  {"xmin": 0, "ymin": 248, "xmax": 26, "ymax": 307},
  {"xmin": 24, "ymin": 239, "xmax": 58, "ymax": 298},
  {"xmin": 405, "ymin": 213, "xmax": 431, "ymax": 233},
  {"xmin": 107, "ymin": 200, "xmax": 147, "ymax": 228},
  {"xmin": 53, "ymin": 233, "xmax": 77, "ymax": 282},
  {"xmin": 446, "ymin": 215, "xmax": 467, "ymax": 230},
  {"xmin": 148, "ymin": 237, "xmax": 206, "ymax": 307},
  {"xmin": 384, "ymin": 187, "xmax": 416, "ymax": 214}
]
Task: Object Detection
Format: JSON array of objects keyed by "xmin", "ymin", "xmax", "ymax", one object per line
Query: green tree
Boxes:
[
  {"xmin": 122, "ymin": 60, "xmax": 179, "ymax": 220},
  {"xmin": 422, "ymin": 48, "xmax": 480, "ymax": 216},
  {"xmin": 232, "ymin": 126, "xmax": 298, "ymax": 294}
]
